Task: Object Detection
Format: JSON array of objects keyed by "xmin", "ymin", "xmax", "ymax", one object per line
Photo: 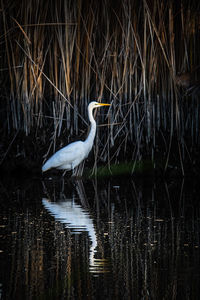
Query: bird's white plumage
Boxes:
[
  {"xmin": 42, "ymin": 101, "xmax": 110, "ymax": 173},
  {"xmin": 42, "ymin": 141, "xmax": 85, "ymax": 172}
]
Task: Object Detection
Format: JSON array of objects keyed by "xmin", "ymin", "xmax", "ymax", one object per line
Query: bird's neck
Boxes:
[{"xmin": 85, "ymin": 108, "xmax": 97, "ymax": 150}]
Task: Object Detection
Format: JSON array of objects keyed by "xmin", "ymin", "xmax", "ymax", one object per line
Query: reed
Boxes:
[{"xmin": 0, "ymin": 0, "xmax": 199, "ymax": 173}]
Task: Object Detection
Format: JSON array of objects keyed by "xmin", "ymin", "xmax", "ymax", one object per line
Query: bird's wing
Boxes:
[
  {"xmin": 55, "ymin": 141, "xmax": 85, "ymax": 164},
  {"xmin": 43, "ymin": 141, "xmax": 85, "ymax": 170}
]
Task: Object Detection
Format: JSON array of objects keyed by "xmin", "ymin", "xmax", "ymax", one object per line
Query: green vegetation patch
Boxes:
[{"xmin": 84, "ymin": 160, "xmax": 155, "ymax": 179}]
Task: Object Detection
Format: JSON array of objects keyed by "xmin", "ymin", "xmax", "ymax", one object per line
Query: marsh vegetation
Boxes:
[{"xmin": 0, "ymin": 0, "xmax": 200, "ymax": 175}]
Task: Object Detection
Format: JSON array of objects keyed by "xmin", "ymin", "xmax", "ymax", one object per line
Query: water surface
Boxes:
[{"xmin": 0, "ymin": 176, "xmax": 199, "ymax": 299}]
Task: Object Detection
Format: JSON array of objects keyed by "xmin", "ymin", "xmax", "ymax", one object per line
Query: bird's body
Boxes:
[
  {"xmin": 42, "ymin": 140, "xmax": 86, "ymax": 172},
  {"xmin": 42, "ymin": 101, "xmax": 110, "ymax": 173}
]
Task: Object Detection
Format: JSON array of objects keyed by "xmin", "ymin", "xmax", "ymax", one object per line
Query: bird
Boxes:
[{"xmin": 42, "ymin": 101, "xmax": 110, "ymax": 174}]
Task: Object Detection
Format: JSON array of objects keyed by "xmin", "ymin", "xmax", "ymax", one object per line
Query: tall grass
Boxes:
[{"xmin": 0, "ymin": 0, "xmax": 199, "ymax": 172}]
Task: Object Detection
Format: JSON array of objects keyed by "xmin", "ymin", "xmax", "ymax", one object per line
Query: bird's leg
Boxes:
[
  {"xmin": 73, "ymin": 162, "xmax": 84, "ymax": 178},
  {"xmin": 61, "ymin": 177, "xmax": 65, "ymax": 193},
  {"xmin": 78, "ymin": 161, "xmax": 85, "ymax": 177},
  {"xmin": 72, "ymin": 167, "xmax": 76, "ymax": 177},
  {"xmin": 62, "ymin": 170, "xmax": 67, "ymax": 177}
]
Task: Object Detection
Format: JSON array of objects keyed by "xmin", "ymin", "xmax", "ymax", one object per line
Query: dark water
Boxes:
[{"xmin": 0, "ymin": 175, "xmax": 200, "ymax": 299}]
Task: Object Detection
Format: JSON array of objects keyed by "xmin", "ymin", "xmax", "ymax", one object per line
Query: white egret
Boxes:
[{"xmin": 42, "ymin": 101, "xmax": 110, "ymax": 173}]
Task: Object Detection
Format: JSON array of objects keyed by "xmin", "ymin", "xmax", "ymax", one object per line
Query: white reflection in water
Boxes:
[{"xmin": 42, "ymin": 197, "xmax": 97, "ymax": 268}]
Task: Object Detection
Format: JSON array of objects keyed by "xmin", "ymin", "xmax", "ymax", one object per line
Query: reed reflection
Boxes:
[{"xmin": 1, "ymin": 177, "xmax": 200, "ymax": 299}]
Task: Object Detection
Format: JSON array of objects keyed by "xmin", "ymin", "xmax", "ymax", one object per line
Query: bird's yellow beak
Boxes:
[{"xmin": 98, "ymin": 103, "xmax": 110, "ymax": 106}]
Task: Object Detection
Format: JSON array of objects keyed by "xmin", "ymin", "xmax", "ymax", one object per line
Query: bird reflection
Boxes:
[{"xmin": 42, "ymin": 179, "xmax": 109, "ymax": 273}]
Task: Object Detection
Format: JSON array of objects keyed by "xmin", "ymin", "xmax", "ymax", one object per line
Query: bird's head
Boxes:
[{"xmin": 89, "ymin": 101, "xmax": 110, "ymax": 110}]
